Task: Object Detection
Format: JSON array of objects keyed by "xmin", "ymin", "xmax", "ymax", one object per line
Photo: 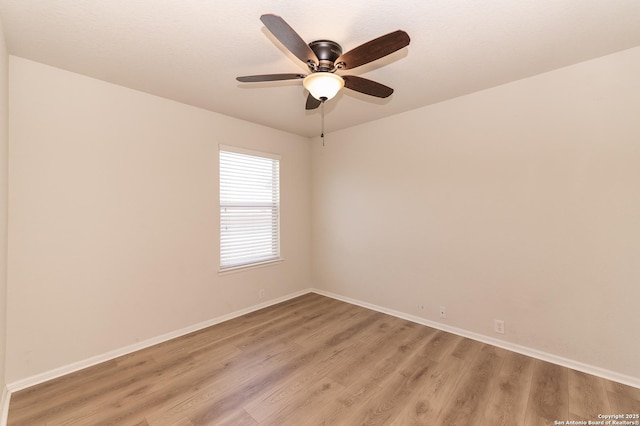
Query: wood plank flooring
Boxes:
[{"xmin": 8, "ymin": 293, "xmax": 640, "ymax": 425}]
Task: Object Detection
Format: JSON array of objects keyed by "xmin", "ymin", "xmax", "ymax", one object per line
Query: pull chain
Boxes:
[{"xmin": 321, "ymin": 100, "xmax": 325, "ymax": 147}]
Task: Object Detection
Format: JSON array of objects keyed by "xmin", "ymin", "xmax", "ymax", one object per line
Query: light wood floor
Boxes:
[{"xmin": 8, "ymin": 293, "xmax": 640, "ymax": 425}]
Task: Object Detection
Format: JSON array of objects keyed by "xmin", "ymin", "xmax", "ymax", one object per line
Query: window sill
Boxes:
[{"xmin": 218, "ymin": 258, "xmax": 284, "ymax": 275}]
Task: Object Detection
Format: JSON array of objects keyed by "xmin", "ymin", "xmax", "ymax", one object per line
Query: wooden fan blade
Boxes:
[
  {"xmin": 343, "ymin": 75, "xmax": 394, "ymax": 98},
  {"xmin": 336, "ymin": 30, "xmax": 410, "ymax": 70},
  {"xmin": 236, "ymin": 73, "xmax": 305, "ymax": 82},
  {"xmin": 260, "ymin": 14, "xmax": 319, "ymax": 65},
  {"xmin": 305, "ymin": 93, "xmax": 322, "ymax": 110}
]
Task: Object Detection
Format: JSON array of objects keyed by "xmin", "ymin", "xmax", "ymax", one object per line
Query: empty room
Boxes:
[{"xmin": 0, "ymin": 1, "xmax": 639, "ymax": 425}]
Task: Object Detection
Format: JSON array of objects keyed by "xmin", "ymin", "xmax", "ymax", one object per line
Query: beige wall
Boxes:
[
  {"xmin": 4, "ymin": 44, "xmax": 640, "ymax": 386},
  {"xmin": 6, "ymin": 57, "xmax": 311, "ymax": 383},
  {"xmin": 312, "ymin": 47, "xmax": 640, "ymax": 380},
  {"xmin": 0, "ymin": 17, "xmax": 9, "ymax": 394}
]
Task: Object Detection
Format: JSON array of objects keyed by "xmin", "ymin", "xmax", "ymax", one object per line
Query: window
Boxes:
[{"xmin": 219, "ymin": 146, "xmax": 280, "ymax": 271}]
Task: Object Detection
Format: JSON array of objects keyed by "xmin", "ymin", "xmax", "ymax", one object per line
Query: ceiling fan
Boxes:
[{"xmin": 236, "ymin": 14, "xmax": 410, "ymax": 110}]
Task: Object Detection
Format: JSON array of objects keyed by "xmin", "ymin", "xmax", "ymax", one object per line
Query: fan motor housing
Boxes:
[{"xmin": 309, "ymin": 40, "xmax": 343, "ymax": 71}]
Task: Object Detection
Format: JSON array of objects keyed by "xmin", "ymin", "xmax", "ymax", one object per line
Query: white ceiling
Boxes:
[{"xmin": 1, "ymin": 0, "xmax": 639, "ymax": 137}]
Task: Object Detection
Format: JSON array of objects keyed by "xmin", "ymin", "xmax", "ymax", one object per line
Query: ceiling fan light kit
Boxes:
[
  {"xmin": 303, "ymin": 72, "xmax": 345, "ymax": 101},
  {"xmin": 236, "ymin": 14, "xmax": 410, "ymax": 110}
]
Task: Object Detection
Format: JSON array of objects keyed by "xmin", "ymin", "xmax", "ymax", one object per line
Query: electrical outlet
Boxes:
[
  {"xmin": 494, "ymin": 319, "xmax": 505, "ymax": 334},
  {"xmin": 439, "ymin": 306, "xmax": 447, "ymax": 319},
  {"xmin": 259, "ymin": 289, "xmax": 265, "ymax": 300}
]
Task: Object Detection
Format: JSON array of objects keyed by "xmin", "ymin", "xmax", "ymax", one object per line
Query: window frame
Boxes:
[{"xmin": 218, "ymin": 145, "xmax": 282, "ymax": 272}]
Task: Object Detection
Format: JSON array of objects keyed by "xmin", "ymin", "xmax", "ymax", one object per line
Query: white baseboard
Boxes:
[
  {"xmin": 7, "ymin": 287, "xmax": 639, "ymax": 395},
  {"xmin": 6, "ymin": 289, "xmax": 311, "ymax": 393},
  {"xmin": 0, "ymin": 385, "xmax": 9, "ymax": 426},
  {"xmin": 310, "ymin": 288, "xmax": 640, "ymax": 390}
]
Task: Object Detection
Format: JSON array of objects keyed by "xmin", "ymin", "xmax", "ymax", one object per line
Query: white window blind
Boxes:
[{"xmin": 219, "ymin": 147, "xmax": 280, "ymax": 270}]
